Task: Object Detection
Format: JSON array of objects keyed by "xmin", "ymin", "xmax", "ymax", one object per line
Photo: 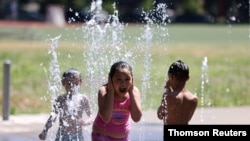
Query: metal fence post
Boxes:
[{"xmin": 3, "ymin": 60, "xmax": 11, "ymax": 120}]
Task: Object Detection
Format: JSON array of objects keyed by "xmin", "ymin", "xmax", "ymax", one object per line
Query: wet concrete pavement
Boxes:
[{"xmin": 1, "ymin": 106, "xmax": 250, "ymax": 141}]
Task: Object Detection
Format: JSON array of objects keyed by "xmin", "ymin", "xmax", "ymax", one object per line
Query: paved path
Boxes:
[{"xmin": 1, "ymin": 106, "xmax": 250, "ymax": 141}]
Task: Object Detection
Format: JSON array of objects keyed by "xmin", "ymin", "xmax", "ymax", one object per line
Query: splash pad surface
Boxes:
[{"xmin": 1, "ymin": 106, "xmax": 250, "ymax": 140}]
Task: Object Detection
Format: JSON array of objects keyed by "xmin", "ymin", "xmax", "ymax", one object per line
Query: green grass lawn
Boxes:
[{"xmin": 0, "ymin": 24, "xmax": 249, "ymax": 115}]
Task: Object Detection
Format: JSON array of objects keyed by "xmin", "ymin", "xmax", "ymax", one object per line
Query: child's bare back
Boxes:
[
  {"xmin": 164, "ymin": 88, "xmax": 198, "ymax": 124},
  {"xmin": 157, "ymin": 60, "xmax": 198, "ymax": 125}
]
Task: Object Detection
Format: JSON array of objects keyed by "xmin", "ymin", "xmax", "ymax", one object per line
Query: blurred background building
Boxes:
[{"xmin": 0, "ymin": 0, "xmax": 249, "ymax": 26}]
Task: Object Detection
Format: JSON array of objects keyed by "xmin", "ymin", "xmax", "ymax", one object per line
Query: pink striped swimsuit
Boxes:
[{"xmin": 93, "ymin": 95, "xmax": 131, "ymax": 140}]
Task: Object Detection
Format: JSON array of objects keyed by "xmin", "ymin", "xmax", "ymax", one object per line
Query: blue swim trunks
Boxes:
[{"xmin": 55, "ymin": 128, "xmax": 84, "ymax": 141}]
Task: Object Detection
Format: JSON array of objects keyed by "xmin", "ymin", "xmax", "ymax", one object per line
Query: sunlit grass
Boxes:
[{"xmin": 0, "ymin": 24, "xmax": 249, "ymax": 114}]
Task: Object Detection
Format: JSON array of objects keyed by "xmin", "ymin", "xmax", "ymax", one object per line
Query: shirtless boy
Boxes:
[{"xmin": 157, "ymin": 60, "xmax": 198, "ymax": 126}]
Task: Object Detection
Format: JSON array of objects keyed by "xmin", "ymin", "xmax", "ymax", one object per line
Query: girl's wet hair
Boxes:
[
  {"xmin": 62, "ymin": 68, "xmax": 81, "ymax": 80},
  {"xmin": 168, "ymin": 60, "xmax": 189, "ymax": 81},
  {"xmin": 109, "ymin": 61, "xmax": 133, "ymax": 78}
]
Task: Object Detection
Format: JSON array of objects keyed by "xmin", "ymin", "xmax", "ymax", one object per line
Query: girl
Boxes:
[{"xmin": 92, "ymin": 61, "xmax": 142, "ymax": 141}]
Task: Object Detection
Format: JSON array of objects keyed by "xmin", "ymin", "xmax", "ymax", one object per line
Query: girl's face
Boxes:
[{"xmin": 111, "ymin": 68, "xmax": 133, "ymax": 97}]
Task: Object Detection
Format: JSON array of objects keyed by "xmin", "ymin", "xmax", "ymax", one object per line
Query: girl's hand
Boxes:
[
  {"xmin": 107, "ymin": 76, "xmax": 114, "ymax": 95},
  {"xmin": 128, "ymin": 77, "xmax": 134, "ymax": 95}
]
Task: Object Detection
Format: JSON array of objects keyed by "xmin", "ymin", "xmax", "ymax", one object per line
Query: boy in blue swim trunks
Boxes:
[{"xmin": 39, "ymin": 68, "xmax": 93, "ymax": 141}]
